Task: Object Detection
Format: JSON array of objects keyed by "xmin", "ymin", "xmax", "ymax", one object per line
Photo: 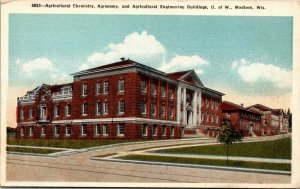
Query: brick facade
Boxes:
[{"xmin": 16, "ymin": 59, "xmax": 223, "ymax": 140}]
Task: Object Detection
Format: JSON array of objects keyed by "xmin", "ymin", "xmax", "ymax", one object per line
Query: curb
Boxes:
[{"xmin": 90, "ymin": 157, "xmax": 291, "ymax": 176}]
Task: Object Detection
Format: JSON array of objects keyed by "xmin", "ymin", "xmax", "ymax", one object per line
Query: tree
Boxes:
[{"xmin": 217, "ymin": 121, "xmax": 244, "ymax": 165}]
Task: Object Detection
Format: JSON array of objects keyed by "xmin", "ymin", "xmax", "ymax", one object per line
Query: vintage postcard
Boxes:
[{"xmin": 1, "ymin": 0, "xmax": 300, "ymax": 187}]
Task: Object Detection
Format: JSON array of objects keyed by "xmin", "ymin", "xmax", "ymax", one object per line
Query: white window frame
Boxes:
[
  {"xmin": 141, "ymin": 101, "xmax": 147, "ymax": 115},
  {"xmin": 96, "ymin": 82, "xmax": 101, "ymax": 95},
  {"xmin": 171, "ymin": 126, "xmax": 175, "ymax": 136},
  {"xmin": 151, "ymin": 103, "xmax": 156, "ymax": 116},
  {"xmin": 103, "ymin": 101, "xmax": 108, "ymax": 115},
  {"xmin": 82, "ymin": 103, "xmax": 88, "ymax": 115},
  {"xmin": 118, "ymin": 79, "xmax": 125, "ymax": 93},
  {"xmin": 81, "ymin": 124, "xmax": 87, "ymax": 136},
  {"xmin": 161, "ymin": 105, "xmax": 165, "ymax": 118},
  {"xmin": 41, "ymin": 126, "xmax": 46, "ymax": 136},
  {"xmin": 151, "ymin": 83, "xmax": 157, "ymax": 96},
  {"xmin": 95, "ymin": 124, "xmax": 100, "ymax": 136},
  {"xmin": 161, "ymin": 86, "xmax": 165, "ymax": 98},
  {"xmin": 141, "ymin": 80, "xmax": 147, "ymax": 93},
  {"xmin": 96, "ymin": 101, "xmax": 101, "ymax": 115},
  {"xmin": 118, "ymin": 100, "xmax": 125, "ymax": 114},
  {"xmin": 103, "ymin": 81, "xmax": 109, "ymax": 94},
  {"xmin": 20, "ymin": 127, "xmax": 24, "ymax": 137},
  {"xmin": 102, "ymin": 124, "xmax": 109, "ymax": 136},
  {"xmin": 54, "ymin": 125, "xmax": 60, "ymax": 136},
  {"xmin": 29, "ymin": 108, "xmax": 33, "ymax": 119},
  {"xmin": 54, "ymin": 106, "xmax": 59, "ymax": 117},
  {"xmin": 162, "ymin": 125, "xmax": 166, "ymax": 136},
  {"xmin": 117, "ymin": 124, "xmax": 125, "ymax": 136},
  {"xmin": 29, "ymin": 127, "xmax": 33, "ymax": 136},
  {"xmin": 65, "ymin": 125, "xmax": 71, "ymax": 136},
  {"xmin": 65, "ymin": 104, "xmax": 71, "ymax": 117},
  {"xmin": 142, "ymin": 124, "xmax": 148, "ymax": 136},
  {"xmin": 152, "ymin": 125, "xmax": 157, "ymax": 136},
  {"xmin": 82, "ymin": 83, "xmax": 87, "ymax": 96}
]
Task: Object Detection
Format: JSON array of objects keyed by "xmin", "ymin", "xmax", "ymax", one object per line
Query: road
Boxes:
[{"xmin": 5, "ymin": 136, "xmax": 291, "ymax": 185}]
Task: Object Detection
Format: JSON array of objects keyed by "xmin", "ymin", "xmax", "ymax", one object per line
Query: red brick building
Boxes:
[
  {"xmin": 16, "ymin": 59, "xmax": 224, "ymax": 140},
  {"xmin": 246, "ymin": 104, "xmax": 289, "ymax": 135},
  {"xmin": 221, "ymin": 101, "xmax": 262, "ymax": 137}
]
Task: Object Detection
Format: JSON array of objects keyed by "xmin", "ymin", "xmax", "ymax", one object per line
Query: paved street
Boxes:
[{"xmin": 5, "ymin": 136, "xmax": 291, "ymax": 185}]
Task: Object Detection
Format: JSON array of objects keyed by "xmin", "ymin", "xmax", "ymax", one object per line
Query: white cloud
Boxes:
[
  {"xmin": 81, "ymin": 31, "xmax": 166, "ymax": 70},
  {"xmin": 159, "ymin": 55, "xmax": 209, "ymax": 74},
  {"xmin": 21, "ymin": 57, "xmax": 54, "ymax": 73},
  {"xmin": 232, "ymin": 59, "xmax": 291, "ymax": 89}
]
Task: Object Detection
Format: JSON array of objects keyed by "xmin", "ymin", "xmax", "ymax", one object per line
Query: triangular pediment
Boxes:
[
  {"xmin": 32, "ymin": 84, "xmax": 51, "ymax": 94},
  {"xmin": 179, "ymin": 70, "xmax": 204, "ymax": 87}
]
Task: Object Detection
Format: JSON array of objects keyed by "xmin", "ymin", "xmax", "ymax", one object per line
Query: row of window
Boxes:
[
  {"xmin": 141, "ymin": 81, "xmax": 174, "ymax": 99},
  {"xmin": 20, "ymin": 124, "xmax": 176, "ymax": 137},
  {"xmin": 81, "ymin": 79, "xmax": 123, "ymax": 96},
  {"xmin": 202, "ymin": 112, "xmax": 219, "ymax": 124},
  {"xmin": 141, "ymin": 102, "xmax": 174, "ymax": 118},
  {"xmin": 203, "ymin": 99, "xmax": 219, "ymax": 110}
]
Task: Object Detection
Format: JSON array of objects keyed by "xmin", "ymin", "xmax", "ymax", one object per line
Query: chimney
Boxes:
[{"xmin": 120, "ymin": 57, "xmax": 125, "ymax": 61}]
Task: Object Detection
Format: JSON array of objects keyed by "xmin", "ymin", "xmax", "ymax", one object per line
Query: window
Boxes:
[
  {"xmin": 103, "ymin": 81, "xmax": 109, "ymax": 94},
  {"xmin": 169, "ymin": 89, "xmax": 174, "ymax": 99},
  {"xmin": 96, "ymin": 102, "xmax": 101, "ymax": 115},
  {"xmin": 29, "ymin": 108, "xmax": 33, "ymax": 119},
  {"xmin": 211, "ymin": 100, "xmax": 214, "ymax": 110},
  {"xmin": 216, "ymin": 115, "xmax": 219, "ymax": 124},
  {"xmin": 211, "ymin": 114, "xmax": 214, "ymax": 123},
  {"xmin": 29, "ymin": 127, "xmax": 33, "ymax": 136},
  {"xmin": 151, "ymin": 103, "xmax": 156, "ymax": 116},
  {"xmin": 142, "ymin": 124, "xmax": 148, "ymax": 136},
  {"xmin": 118, "ymin": 100, "xmax": 125, "ymax": 114},
  {"xmin": 206, "ymin": 112, "xmax": 209, "ymax": 123},
  {"xmin": 141, "ymin": 80, "xmax": 147, "ymax": 93},
  {"xmin": 54, "ymin": 106, "xmax": 59, "ymax": 117},
  {"xmin": 102, "ymin": 124, "xmax": 108, "ymax": 135},
  {"xmin": 169, "ymin": 105, "xmax": 173, "ymax": 118},
  {"xmin": 41, "ymin": 126, "xmax": 46, "ymax": 136},
  {"xmin": 40, "ymin": 106, "xmax": 46, "ymax": 119},
  {"xmin": 95, "ymin": 124, "xmax": 100, "ymax": 135},
  {"xmin": 19, "ymin": 109, "xmax": 24, "ymax": 120},
  {"xmin": 82, "ymin": 103, "xmax": 88, "ymax": 115},
  {"xmin": 141, "ymin": 101, "xmax": 147, "ymax": 114},
  {"xmin": 54, "ymin": 125, "xmax": 60, "ymax": 136},
  {"xmin": 160, "ymin": 105, "xmax": 165, "ymax": 118},
  {"xmin": 152, "ymin": 125, "xmax": 157, "ymax": 136},
  {"xmin": 215, "ymin": 102, "xmax": 219, "ymax": 110},
  {"xmin": 118, "ymin": 79, "xmax": 125, "ymax": 93},
  {"xmin": 20, "ymin": 127, "xmax": 24, "ymax": 137},
  {"xmin": 96, "ymin": 82, "xmax": 101, "ymax": 95},
  {"xmin": 65, "ymin": 104, "xmax": 71, "ymax": 116},
  {"xmin": 206, "ymin": 99, "xmax": 209, "ymax": 108},
  {"xmin": 161, "ymin": 86, "xmax": 165, "ymax": 98},
  {"xmin": 171, "ymin": 126, "xmax": 175, "ymax": 136},
  {"xmin": 103, "ymin": 101, "xmax": 109, "ymax": 114},
  {"xmin": 81, "ymin": 124, "xmax": 87, "ymax": 135},
  {"xmin": 202, "ymin": 113, "xmax": 204, "ymax": 122},
  {"xmin": 65, "ymin": 125, "xmax": 71, "ymax": 135},
  {"xmin": 162, "ymin": 125, "xmax": 166, "ymax": 136},
  {"xmin": 151, "ymin": 83, "xmax": 157, "ymax": 96},
  {"xmin": 82, "ymin": 83, "xmax": 87, "ymax": 96},
  {"xmin": 118, "ymin": 124, "xmax": 125, "ymax": 136}
]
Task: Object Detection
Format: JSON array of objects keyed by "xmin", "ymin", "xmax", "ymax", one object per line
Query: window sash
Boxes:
[
  {"xmin": 95, "ymin": 124, "xmax": 100, "ymax": 135},
  {"xmin": 96, "ymin": 82, "xmax": 101, "ymax": 95},
  {"xmin": 96, "ymin": 102, "xmax": 101, "ymax": 115},
  {"xmin": 142, "ymin": 125, "xmax": 147, "ymax": 136},
  {"xmin": 82, "ymin": 84, "xmax": 87, "ymax": 96},
  {"xmin": 103, "ymin": 81, "xmax": 109, "ymax": 94},
  {"xmin": 119, "ymin": 100, "xmax": 125, "ymax": 113},
  {"xmin": 151, "ymin": 104, "xmax": 156, "ymax": 115},
  {"xmin": 141, "ymin": 101, "xmax": 147, "ymax": 114},
  {"xmin": 103, "ymin": 102, "xmax": 108, "ymax": 114},
  {"xmin": 118, "ymin": 124, "xmax": 125, "ymax": 135},
  {"xmin": 152, "ymin": 125, "xmax": 157, "ymax": 136},
  {"xmin": 81, "ymin": 125, "xmax": 87, "ymax": 135},
  {"xmin": 82, "ymin": 103, "xmax": 88, "ymax": 115},
  {"xmin": 65, "ymin": 126, "xmax": 71, "ymax": 135},
  {"xmin": 118, "ymin": 80, "xmax": 125, "ymax": 92},
  {"xmin": 141, "ymin": 81, "xmax": 147, "ymax": 93},
  {"xmin": 102, "ymin": 125, "xmax": 109, "ymax": 135}
]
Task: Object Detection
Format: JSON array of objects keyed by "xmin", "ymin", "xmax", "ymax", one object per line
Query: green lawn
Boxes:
[
  {"xmin": 120, "ymin": 154, "xmax": 291, "ymax": 171},
  {"xmin": 7, "ymin": 147, "xmax": 62, "ymax": 154},
  {"xmin": 7, "ymin": 139, "xmax": 141, "ymax": 149},
  {"xmin": 154, "ymin": 137, "xmax": 291, "ymax": 159}
]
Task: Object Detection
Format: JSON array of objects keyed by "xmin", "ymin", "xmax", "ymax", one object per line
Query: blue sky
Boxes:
[{"xmin": 9, "ymin": 14, "xmax": 292, "ymax": 107}]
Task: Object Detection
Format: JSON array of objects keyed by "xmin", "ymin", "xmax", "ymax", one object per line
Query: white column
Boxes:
[
  {"xmin": 193, "ymin": 92, "xmax": 197, "ymax": 126},
  {"xmin": 177, "ymin": 86, "xmax": 182, "ymax": 122},
  {"xmin": 183, "ymin": 88, "xmax": 187, "ymax": 125},
  {"xmin": 198, "ymin": 91, "xmax": 202, "ymax": 124}
]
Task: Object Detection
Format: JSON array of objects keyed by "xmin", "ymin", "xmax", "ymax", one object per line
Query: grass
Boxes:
[
  {"xmin": 120, "ymin": 154, "xmax": 291, "ymax": 171},
  {"xmin": 154, "ymin": 137, "xmax": 291, "ymax": 159},
  {"xmin": 7, "ymin": 139, "xmax": 141, "ymax": 149},
  {"xmin": 7, "ymin": 147, "xmax": 62, "ymax": 154}
]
